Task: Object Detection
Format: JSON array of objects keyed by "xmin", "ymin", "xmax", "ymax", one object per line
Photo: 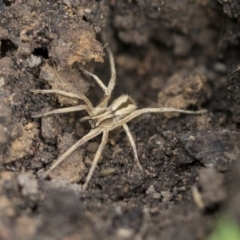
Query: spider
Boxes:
[{"xmin": 31, "ymin": 47, "xmax": 206, "ymax": 191}]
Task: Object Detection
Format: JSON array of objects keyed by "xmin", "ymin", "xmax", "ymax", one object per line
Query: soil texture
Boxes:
[{"xmin": 1, "ymin": 1, "xmax": 240, "ymax": 240}]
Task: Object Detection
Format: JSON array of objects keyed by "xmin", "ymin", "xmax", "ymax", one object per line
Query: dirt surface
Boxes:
[{"xmin": 0, "ymin": 0, "xmax": 240, "ymax": 240}]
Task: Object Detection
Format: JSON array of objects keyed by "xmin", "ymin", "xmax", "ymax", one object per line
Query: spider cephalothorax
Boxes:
[
  {"xmin": 82, "ymin": 95, "xmax": 137, "ymax": 128},
  {"xmin": 32, "ymin": 47, "xmax": 206, "ymax": 191}
]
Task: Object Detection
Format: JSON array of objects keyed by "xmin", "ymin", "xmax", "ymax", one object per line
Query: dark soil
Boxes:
[{"xmin": 0, "ymin": 1, "xmax": 240, "ymax": 240}]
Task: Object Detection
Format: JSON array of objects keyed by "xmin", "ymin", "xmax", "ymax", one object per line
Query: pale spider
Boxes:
[{"xmin": 32, "ymin": 47, "xmax": 206, "ymax": 191}]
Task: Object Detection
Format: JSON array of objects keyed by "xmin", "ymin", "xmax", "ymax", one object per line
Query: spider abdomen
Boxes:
[{"xmin": 109, "ymin": 95, "xmax": 137, "ymax": 117}]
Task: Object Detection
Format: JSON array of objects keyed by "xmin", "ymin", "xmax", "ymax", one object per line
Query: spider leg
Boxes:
[
  {"xmin": 123, "ymin": 123, "xmax": 143, "ymax": 171},
  {"xmin": 79, "ymin": 67, "xmax": 109, "ymax": 96},
  {"xmin": 82, "ymin": 129, "xmax": 109, "ymax": 191},
  {"xmin": 43, "ymin": 127, "xmax": 103, "ymax": 178},
  {"xmin": 32, "ymin": 105, "xmax": 88, "ymax": 118},
  {"xmin": 106, "ymin": 47, "xmax": 116, "ymax": 98},
  {"xmin": 111, "ymin": 108, "xmax": 207, "ymax": 129},
  {"xmin": 97, "ymin": 47, "xmax": 116, "ymax": 108},
  {"xmin": 137, "ymin": 108, "xmax": 207, "ymax": 115},
  {"xmin": 31, "ymin": 89, "xmax": 94, "ymax": 113}
]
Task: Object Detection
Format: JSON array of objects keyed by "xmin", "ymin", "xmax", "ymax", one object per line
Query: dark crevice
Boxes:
[
  {"xmin": 82, "ymin": 15, "xmax": 88, "ymax": 22},
  {"xmin": 32, "ymin": 47, "xmax": 49, "ymax": 59},
  {"xmin": 0, "ymin": 39, "xmax": 18, "ymax": 58},
  {"xmin": 3, "ymin": 0, "xmax": 14, "ymax": 7}
]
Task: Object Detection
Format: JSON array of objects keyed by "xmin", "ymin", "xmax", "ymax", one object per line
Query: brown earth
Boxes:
[{"xmin": 0, "ymin": 0, "xmax": 240, "ymax": 240}]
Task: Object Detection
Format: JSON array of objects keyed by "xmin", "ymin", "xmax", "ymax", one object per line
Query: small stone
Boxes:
[
  {"xmin": 161, "ymin": 190, "xmax": 173, "ymax": 202},
  {"xmin": 146, "ymin": 185, "xmax": 161, "ymax": 199},
  {"xmin": 17, "ymin": 173, "xmax": 38, "ymax": 200}
]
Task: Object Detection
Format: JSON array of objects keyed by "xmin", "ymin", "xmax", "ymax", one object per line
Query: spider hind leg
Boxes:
[{"xmin": 123, "ymin": 123, "xmax": 144, "ymax": 172}]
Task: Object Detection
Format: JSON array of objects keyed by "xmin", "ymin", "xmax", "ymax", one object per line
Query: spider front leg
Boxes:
[
  {"xmin": 32, "ymin": 105, "xmax": 88, "ymax": 118},
  {"xmin": 82, "ymin": 129, "xmax": 109, "ymax": 191},
  {"xmin": 43, "ymin": 127, "xmax": 103, "ymax": 179},
  {"xmin": 79, "ymin": 67, "xmax": 109, "ymax": 97},
  {"xmin": 31, "ymin": 89, "xmax": 94, "ymax": 114},
  {"xmin": 80, "ymin": 47, "xmax": 116, "ymax": 109},
  {"xmin": 98, "ymin": 47, "xmax": 116, "ymax": 108}
]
